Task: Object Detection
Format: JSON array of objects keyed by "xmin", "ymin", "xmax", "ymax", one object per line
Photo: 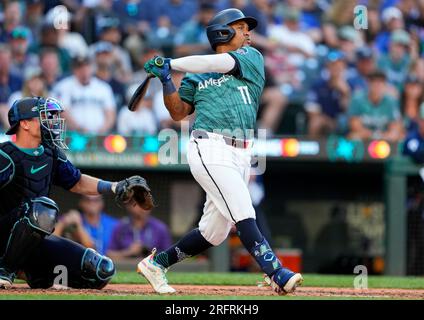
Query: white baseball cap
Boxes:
[{"xmin": 382, "ymin": 7, "xmax": 403, "ymax": 24}]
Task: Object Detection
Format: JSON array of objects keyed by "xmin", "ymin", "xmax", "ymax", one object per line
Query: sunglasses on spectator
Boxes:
[{"xmin": 11, "ymin": 29, "xmax": 28, "ymax": 39}]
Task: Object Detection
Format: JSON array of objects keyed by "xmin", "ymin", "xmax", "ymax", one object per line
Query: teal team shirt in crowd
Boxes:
[
  {"xmin": 348, "ymin": 91, "xmax": 401, "ymax": 132},
  {"xmin": 178, "ymin": 46, "xmax": 265, "ymax": 139}
]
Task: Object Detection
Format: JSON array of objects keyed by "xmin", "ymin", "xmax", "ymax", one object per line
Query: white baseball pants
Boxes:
[{"xmin": 187, "ymin": 132, "xmax": 256, "ymax": 246}]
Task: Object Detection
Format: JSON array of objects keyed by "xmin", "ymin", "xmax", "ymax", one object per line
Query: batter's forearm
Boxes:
[
  {"xmin": 164, "ymin": 93, "xmax": 191, "ymax": 121},
  {"xmin": 170, "ymin": 53, "xmax": 235, "ymax": 74}
]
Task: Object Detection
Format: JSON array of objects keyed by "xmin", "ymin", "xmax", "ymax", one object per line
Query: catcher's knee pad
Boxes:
[
  {"xmin": 24, "ymin": 197, "xmax": 59, "ymax": 235},
  {"xmin": 80, "ymin": 248, "xmax": 115, "ymax": 289},
  {"xmin": 1, "ymin": 197, "xmax": 59, "ymax": 271}
]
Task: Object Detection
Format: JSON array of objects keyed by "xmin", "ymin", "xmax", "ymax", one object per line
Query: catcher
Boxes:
[{"xmin": 0, "ymin": 97, "xmax": 153, "ymax": 289}]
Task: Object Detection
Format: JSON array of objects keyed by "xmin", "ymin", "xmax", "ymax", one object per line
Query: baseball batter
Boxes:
[{"xmin": 137, "ymin": 8, "xmax": 303, "ymax": 295}]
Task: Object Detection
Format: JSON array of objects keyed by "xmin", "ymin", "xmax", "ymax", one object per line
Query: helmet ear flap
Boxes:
[{"xmin": 206, "ymin": 24, "xmax": 236, "ymax": 50}]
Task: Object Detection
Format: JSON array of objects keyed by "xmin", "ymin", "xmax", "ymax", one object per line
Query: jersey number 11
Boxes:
[{"xmin": 238, "ymin": 86, "xmax": 252, "ymax": 105}]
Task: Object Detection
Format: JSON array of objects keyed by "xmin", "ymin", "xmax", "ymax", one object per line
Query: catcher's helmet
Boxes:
[
  {"xmin": 206, "ymin": 8, "xmax": 257, "ymax": 50},
  {"xmin": 6, "ymin": 97, "xmax": 68, "ymax": 149}
]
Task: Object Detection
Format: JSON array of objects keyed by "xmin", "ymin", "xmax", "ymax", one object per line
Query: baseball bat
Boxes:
[{"xmin": 127, "ymin": 57, "xmax": 165, "ymax": 112}]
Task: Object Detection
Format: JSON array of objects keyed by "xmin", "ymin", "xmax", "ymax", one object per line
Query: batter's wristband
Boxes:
[
  {"xmin": 97, "ymin": 180, "xmax": 113, "ymax": 195},
  {"xmin": 163, "ymin": 80, "xmax": 176, "ymax": 95}
]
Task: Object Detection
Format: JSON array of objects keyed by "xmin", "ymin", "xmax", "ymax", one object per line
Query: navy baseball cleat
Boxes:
[
  {"xmin": 0, "ymin": 267, "xmax": 16, "ymax": 289},
  {"xmin": 263, "ymin": 268, "xmax": 303, "ymax": 295}
]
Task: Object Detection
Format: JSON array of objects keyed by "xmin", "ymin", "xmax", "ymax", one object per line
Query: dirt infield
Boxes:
[{"xmin": 1, "ymin": 284, "xmax": 424, "ymax": 299}]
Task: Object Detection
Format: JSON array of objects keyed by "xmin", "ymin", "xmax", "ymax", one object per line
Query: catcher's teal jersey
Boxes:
[{"xmin": 179, "ymin": 46, "xmax": 265, "ymax": 138}]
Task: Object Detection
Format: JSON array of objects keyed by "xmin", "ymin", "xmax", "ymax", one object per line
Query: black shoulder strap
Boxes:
[
  {"xmin": 0, "ymin": 142, "xmax": 16, "ymax": 189},
  {"xmin": 0, "ymin": 141, "xmax": 14, "ymax": 153},
  {"xmin": 44, "ymin": 145, "xmax": 59, "ymax": 182}
]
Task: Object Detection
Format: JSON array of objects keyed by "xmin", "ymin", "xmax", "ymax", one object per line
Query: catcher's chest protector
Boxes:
[{"xmin": 0, "ymin": 142, "xmax": 56, "ymax": 217}]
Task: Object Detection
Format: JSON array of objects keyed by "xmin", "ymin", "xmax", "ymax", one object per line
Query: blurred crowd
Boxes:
[
  {"xmin": 54, "ymin": 194, "xmax": 172, "ymax": 260},
  {"xmin": 1, "ymin": 0, "xmax": 424, "ymax": 142}
]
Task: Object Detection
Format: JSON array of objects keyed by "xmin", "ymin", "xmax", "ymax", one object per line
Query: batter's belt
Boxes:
[{"xmin": 192, "ymin": 130, "xmax": 253, "ymax": 149}]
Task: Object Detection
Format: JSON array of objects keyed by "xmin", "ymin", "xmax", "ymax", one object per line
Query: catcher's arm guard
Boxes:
[{"xmin": 114, "ymin": 175, "xmax": 154, "ymax": 210}]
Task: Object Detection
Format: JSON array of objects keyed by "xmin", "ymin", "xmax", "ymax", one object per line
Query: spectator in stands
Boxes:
[
  {"xmin": 94, "ymin": 41, "xmax": 127, "ymax": 111},
  {"xmin": 232, "ymin": 0, "xmax": 278, "ymax": 53},
  {"xmin": 397, "ymin": 0, "xmax": 418, "ymax": 26},
  {"xmin": 348, "ymin": 46, "xmax": 376, "ymax": 93},
  {"xmin": 243, "ymin": 0, "xmax": 270, "ymax": 37},
  {"xmin": 8, "ymin": 67, "xmax": 48, "ymax": 106},
  {"xmin": 173, "ymin": 2, "xmax": 216, "ymax": 57},
  {"xmin": 111, "ymin": 0, "xmax": 147, "ymax": 35},
  {"xmin": 117, "ymin": 86, "xmax": 158, "ymax": 136},
  {"xmin": 268, "ymin": 7, "xmax": 315, "ymax": 67},
  {"xmin": 0, "ymin": 0, "xmax": 32, "ymax": 44},
  {"xmin": 265, "ymin": 6, "xmax": 316, "ymax": 98},
  {"xmin": 91, "ymin": 16, "xmax": 133, "ymax": 83},
  {"xmin": 110, "ymin": 1, "xmax": 152, "ymax": 65},
  {"xmin": 54, "ymin": 195, "xmax": 118, "ymax": 255},
  {"xmin": 53, "ymin": 209, "xmax": 94, "ymax": 249},
  {"xmin": 321, "ymin": 0, "xmax": 356, "ymax": 48},
  {"xmin": 29, "ymin": 22, "xmax": 71, "ymax": 75},
  {"xmin": 362, "ymin": 5, "xmax": 382, "ymax": 45},
  {"xmin": 410, "ymin": 58, "xmax": 424, "ymax": 84},
  {"xmin": 256, "ymin": 67, "xmax": 287, "ymax": 136},
  {"xmin": 375, "ymin": 6, "xmax": 405, "ymax": 54},
  {"xmin": 305, "ymin": 50, "xmax": 351, "ymax": 138},
  {"xmin": 0, "ymin": 44, "xmax": 23, "ymax": 130},
  {"xmin": 403, "ymin": 104, "xmax": 424, "ymax": 164},
  {"xmin": 402, "ymin": 74, "xmax": 424, "ymax": 124},
  {"xmin": 40, "ymin": 48, "xmax": 62, "ymax": 92},
  {"xmin": 135, "ymin": 0, "xmax": 162, "ymax": 29},
  {"xmin": 145, "ymin": 16, "xmax": 176, "ymax": 57},
  {"xmin": 348, "ymin": 70, "xmax": 404, "ymax": 142},
  {"xmin": 24, "ymin": 0, "xmax": 45, "ymax": 42},
  {"xmin": 107, "ymin": 201, "xmax": 172, "ymax": 260},
  {"xmin": 377, "ymin": 29, "xmax": 413, "ymax": 93},
  {"xmin": 44, "ymin": 5, "xmax": 89, "ymax": 59},
  {"xmin": 158, "ymin": 0, "xmax": 198, "ymax": 29},
  {"xmin": 52, "ymin": 55, "xmax": 116, "ymax": 134},
  {"xmin": 337, "ymin": 26, "xmax": 364, "ymax": 76},
  {"xmin": 297, "ymin": 0, "xmax": 324, "ymax": 43},
  {"xmin": 9, "ymin": 27, "xmax": 38, "ymax": 77}
]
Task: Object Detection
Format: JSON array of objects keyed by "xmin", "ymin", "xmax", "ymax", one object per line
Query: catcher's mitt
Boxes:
[{"xmin": 115, "ymin": 176, "xmax": 154, "ymax": 210}]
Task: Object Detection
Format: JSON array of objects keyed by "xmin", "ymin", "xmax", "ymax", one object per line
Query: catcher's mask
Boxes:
[
  {"xmin": 39, "ymin": 97, "xmax": 68, "ymax": 149},
  {"xmin": 6, "ymin": 97, "xmax": 68, "ymax": 150}
]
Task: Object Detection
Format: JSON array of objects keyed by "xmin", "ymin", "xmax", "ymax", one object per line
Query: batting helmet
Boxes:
[{"xmin": 206, "ymin": 8, "xmax": 257, "ymax": 50}]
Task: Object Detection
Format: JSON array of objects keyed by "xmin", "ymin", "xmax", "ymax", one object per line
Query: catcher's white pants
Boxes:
[{"xmin": 187, "ymin": 132, "xmax": 256, "ymax": 246}]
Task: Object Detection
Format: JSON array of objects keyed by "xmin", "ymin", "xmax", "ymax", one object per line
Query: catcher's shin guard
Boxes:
[
  {"xmin": 1, "ymin": 197, "xmax": 58, "ymax": 275},
  {"xmin": 77, "ymin": 248, "xmax": 115, "ymax": 289}
]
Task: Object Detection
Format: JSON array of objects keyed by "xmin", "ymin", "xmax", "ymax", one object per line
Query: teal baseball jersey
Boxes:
[
  {"xmin": 348, "ymin": 91, "xmax": 401, "ymax": 131},
  {"xmin": 178, "ymin": 46, "xmax": 265, "ymax": 138}
]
